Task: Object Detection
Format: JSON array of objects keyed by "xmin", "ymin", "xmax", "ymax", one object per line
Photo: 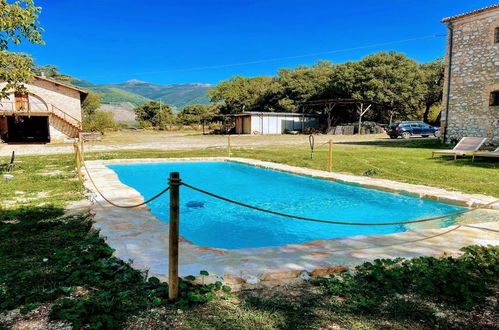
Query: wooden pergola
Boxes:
[{"xmin": 301, "ymin": 98, "xmax": 394, "ymax": 133}]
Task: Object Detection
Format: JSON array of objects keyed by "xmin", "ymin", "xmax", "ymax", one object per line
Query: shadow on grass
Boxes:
[
  {"xmin": 0, "ymin": 204, "xmax": 151, "ymax": 329},
  {"xmin": 429, "ymin": 156, "xmax": 499, "ymax": 169},
  {"xmin": 0, "ymin": 204, "xmax": 65, "ymax": 222},
  {"xmin": 242, "ymin": 288, "xmax": 325, "ymax": 329},
  {"xmin": 337, "ymin": 138, "xmax": 447, "ymax": 149},
  {"xmin": 239, "ymin": 283, "xmax": 452, "ymax": 329}
]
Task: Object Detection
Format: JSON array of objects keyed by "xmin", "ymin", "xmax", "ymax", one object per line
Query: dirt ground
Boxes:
[{"xmin": 0, "ymin": 130, "xmax": 393, "ymax": 156}]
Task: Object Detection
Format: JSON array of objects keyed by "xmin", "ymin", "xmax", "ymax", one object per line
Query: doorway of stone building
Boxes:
[{"xmin": 6, "ymin": 115, "xmax": 50, "ymax": 143}]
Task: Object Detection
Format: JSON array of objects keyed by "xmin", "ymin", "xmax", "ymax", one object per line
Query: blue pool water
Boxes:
[{"xmin": 108, "ymin": 162, "xmax": 465, "ymax": 249}]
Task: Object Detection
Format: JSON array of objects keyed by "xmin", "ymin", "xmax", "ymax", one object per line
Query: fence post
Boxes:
[
  {"xmin": 73, "ymin": 142, "xmax": 82, "ymax": 182},
  {"xmin": 79, "ymin": 135, "xmax": 85, "ymax": 162},
  {"xmin": 168, "ymin": 172, "xmax": 180, "ymax": 300},
  {"xmin": 328, "ymin": 139, "xmax": 333, "ymax": 172},
  {"xmin": 227, "ymin": 135, "xmax": 232, "ymax": 157}
]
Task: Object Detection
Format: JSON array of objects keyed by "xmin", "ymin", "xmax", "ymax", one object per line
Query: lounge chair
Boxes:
[
  {"xmin": 0, "ymin": 151, "xmax": 15, "ymax": 172},
  {"xmin": 472, "ymin": 147, "xmax": 499, "ymax": 162},
  {"xmin": 432, "ymin": 137, "xmax": 487, "ymax": 160}
]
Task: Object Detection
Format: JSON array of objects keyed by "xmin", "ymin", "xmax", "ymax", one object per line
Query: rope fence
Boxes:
[
  {"xmin": 76, "ymin": 143, "xmax": 170, "ymax": 209},
  {"xmin": 72, "ymin": 139, "xmax": 498, "ymax": 300},
  {"xmin": 180, "ymin": 181, "xmax": 498, "ymax": 226}
]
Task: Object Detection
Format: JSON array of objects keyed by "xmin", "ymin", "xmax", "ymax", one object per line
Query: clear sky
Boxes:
[{"xmin": 15, "ymin": 0, "xmax": 499, "ymax": 85}]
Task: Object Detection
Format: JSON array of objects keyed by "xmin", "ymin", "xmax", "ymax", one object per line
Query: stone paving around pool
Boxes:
[{"xmin": 83, "ymin": 157, "xmax": 499, "ymax": 289}]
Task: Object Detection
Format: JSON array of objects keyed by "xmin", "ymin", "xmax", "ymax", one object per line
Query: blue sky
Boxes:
[{"xmin": 16, "ymin": 0, "xmax": 499, "ymax": 85}]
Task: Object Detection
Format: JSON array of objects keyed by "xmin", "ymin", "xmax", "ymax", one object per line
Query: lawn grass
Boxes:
[
  {"xmin": 1, "ymin": 139, "xmax": 497, "ymax": 202},
  {"xmin": 0, "ymin": 139, "xmax": 498, "ymax": 329}
]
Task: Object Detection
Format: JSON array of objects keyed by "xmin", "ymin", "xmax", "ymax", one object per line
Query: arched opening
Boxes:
[{"xmin": 27, "ymin": 93, "xmax": 49, "ymax": 112}]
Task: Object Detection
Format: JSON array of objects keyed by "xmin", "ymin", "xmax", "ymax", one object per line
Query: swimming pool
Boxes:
[{"xmin": 107, "ymin": 161, "xmax": 466, "ymax": 249}]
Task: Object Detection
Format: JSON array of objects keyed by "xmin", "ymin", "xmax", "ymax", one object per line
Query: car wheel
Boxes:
[
  {"xmin": 421, "ymin": 135, "xmax": 429, "ymax": 138},
  {"xmin": 389, "ymin": 135, "xmax": 397, "ymax": 139},
  {"xmin": 434, "ymin": 131, "xmax": 441, "ymax": 137},
  {"xmin": 402, "ymin": 131, "xmax": 411, "ymax": 139}
]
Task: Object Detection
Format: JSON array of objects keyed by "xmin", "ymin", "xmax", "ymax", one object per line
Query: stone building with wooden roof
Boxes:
[
  {"xmin": 0, "ymin": 76, "xmax": 87, "ymax": 143},
  {"xmin": 441, "ymin": 4, "xmax": 499, "ymax": 145}
]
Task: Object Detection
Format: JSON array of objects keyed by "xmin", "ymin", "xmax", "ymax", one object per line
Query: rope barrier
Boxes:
[
  {"xmin": 313, "ymin": 142, "xmax": 475, "ymax": 187},
  {"xmin": 181, "ymin": 181, "xmax": 498, "ymax": 226},
  {"xmin": 462, "ymin": 224, "xmax": 499, "ymax": 235},
  {"xmin": 78, "ymin": 150, "xmax": 170, "ymax": 209}
]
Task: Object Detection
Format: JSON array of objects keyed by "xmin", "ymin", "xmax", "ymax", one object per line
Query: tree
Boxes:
[
  {"xmin": 32, "ymin": 64, "xmax": 75, "ymax": 84},
  {"xmin": 134, "ymin": 101, "xmax": 175, "ymax": 129},
  {"xmin": 178, "ymin": 104, "xmax": 218, "ymax": 125},
  {"xmin": 82, "ymin": 91, "xmax": 101, "ymax": 117},
  {"xmin": 0, "ymin": 0, "xmax": 44, "ymax": 99},
  {"xmin": 347, "ymin": 51, "xmax": 426, "ymax": 119},
  {"xmin": 208, "ymin": 76, "xmax": 275, "ymax": 114},
  {"xmin": 82, "ymin": 110, "xmax": 116, "ymax": 133},
  {"xmin": 420, "ymin": 58, "xmax": 444, "ymax": 123},
  {"xmin": 152, "ymin": 108, "xmax": 176, "ymax": 130},
  {"xmin": 275, "ymin": 60, "xmax": 335, "ymax": 111}
]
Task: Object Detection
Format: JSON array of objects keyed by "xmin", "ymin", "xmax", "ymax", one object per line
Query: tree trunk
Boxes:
[{"xmin": 423, "ymin": 103, "xmax": 431, "ymax": 123}]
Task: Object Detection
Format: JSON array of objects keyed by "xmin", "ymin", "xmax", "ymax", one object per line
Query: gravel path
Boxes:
[{"xmin": 0, "ymin": 132, "xmax": 393, "ymax": 156}]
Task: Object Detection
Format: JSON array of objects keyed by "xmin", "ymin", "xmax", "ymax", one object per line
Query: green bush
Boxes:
[
  {"xmin": 82, "ymin": 110, "xmax": 116, "ymax": 133},
  {"xmin": 320, "ymin": 245, "xmax": 498, "ymax": 312}
]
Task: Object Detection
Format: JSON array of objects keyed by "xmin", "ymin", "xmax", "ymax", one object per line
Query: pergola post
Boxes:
[{"xmin": 356, "ymin": 103, "xmax": 371, "ymax": 135}]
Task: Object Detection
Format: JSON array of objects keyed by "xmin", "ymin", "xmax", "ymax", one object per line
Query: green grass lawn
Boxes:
[{"xmin": 0, "ymin": 139, "xmax": 498, "ymax": 329}]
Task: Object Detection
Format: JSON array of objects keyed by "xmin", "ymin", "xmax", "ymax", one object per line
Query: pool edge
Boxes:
[{"xmin": 81, "ymin": 157, "xmax": 499, "ymax": 290}]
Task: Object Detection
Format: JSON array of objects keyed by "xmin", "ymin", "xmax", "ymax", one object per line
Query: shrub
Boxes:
[
  {"xmin": 320, "ymin": 245, "xmax": 498, "ymax": 312},
  {"xmin": 82, "ymin": 110, "xmax": 116, "ymax": 133}
]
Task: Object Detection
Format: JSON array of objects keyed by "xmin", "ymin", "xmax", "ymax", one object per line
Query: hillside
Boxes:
[
  {"xmin": 33, "ymin": 65, "xmax": 212, "ymax": 120},
  {"xmin": 103, "ymin": 80, "xmax": 212, "ymax": 109},
  {"xmin": 99, "ymin": 102, "xmax": 137, "ymax": 123},
  {"xmin": 75, "ymin": 80, "xmax": 153, "ymax": 105},
  {"xmin": 73, "ymin": 79, "xmax": 212, "ymax": 110}
]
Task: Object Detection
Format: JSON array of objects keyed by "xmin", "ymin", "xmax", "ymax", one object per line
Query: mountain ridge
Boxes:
[{"xmin": 73, "ymin": 79, "xmax": 212, "ymax": 109}]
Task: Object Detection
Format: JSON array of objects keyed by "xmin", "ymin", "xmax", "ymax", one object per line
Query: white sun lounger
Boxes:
[
  {"xmin": 472, "ymin": 147, "xmax": 499, "ymax": 162},
  {"xmin": 432, "ymin": 137, "xmax": 487, "ymax": 160}
]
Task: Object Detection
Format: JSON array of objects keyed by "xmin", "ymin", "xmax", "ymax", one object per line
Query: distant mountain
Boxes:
[
  {"xmin": 33, "ymin": 65, "xmax": 212, "ymax": 122},
  {"xmin": 108, "ymin": 80, "xmax": 212, "ymax": 109},
  {"xmin": 75, "ymin": 80, "xmax": 153, "ymax": 105},
  {"xmin": 73, "ymin": 79, "xmax": 212, "ymax": 110}
]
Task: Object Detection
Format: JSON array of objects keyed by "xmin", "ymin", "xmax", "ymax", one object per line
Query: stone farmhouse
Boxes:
[
  {"xmin": 441, "ymin": 4, "xmax": 499, "ymax": 145},
  {"xmin": 0, "ymin": 76, "xmax": 87, "ymax": 143}
]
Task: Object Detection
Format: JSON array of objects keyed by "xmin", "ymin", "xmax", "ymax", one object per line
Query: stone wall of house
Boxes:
[
  {"xmin": 0, "ymin": 78, "xmax": 83, "ymax": 142},
  {"xmin": 441, "ymin": 9, "xmax": 499, "ymax": 146}
]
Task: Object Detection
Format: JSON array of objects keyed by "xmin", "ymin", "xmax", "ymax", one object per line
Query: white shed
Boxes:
[{"xmin": 234, "ymin": 112, "xmax": 320, "ymax": 134}]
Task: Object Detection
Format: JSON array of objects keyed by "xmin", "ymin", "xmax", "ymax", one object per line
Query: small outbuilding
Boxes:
[{"xmin": 233, "ymin": 112, "xmax": 320, "ymax": 134}]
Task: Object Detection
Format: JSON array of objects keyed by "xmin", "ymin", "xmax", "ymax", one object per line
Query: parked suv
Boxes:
[{"xmin": 386, "ymin": 121, "xmax": 440, "ymax": 139}]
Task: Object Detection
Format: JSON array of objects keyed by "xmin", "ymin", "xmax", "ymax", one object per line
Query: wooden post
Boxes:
[
  {"xmin": 73, "ymin": 142, "xmax": 82, "ymax": 182},
  {"xmin": 168, "ymin": 172, "xmax": 180, "ymax": 300},
  {"xmin": 227, "ymin": 135, "xmax": 232, "ymax": 157},
  {"xmin": 79, "ymin": 137, "xmax": 85, "ymax": 162},
  {"xmin": 356, "ymin": 103, "xmax": 371, "ymax": 135},
  {"xmin": 328, "ymin": 139, "xmax": 333, "ymax": 172}
]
